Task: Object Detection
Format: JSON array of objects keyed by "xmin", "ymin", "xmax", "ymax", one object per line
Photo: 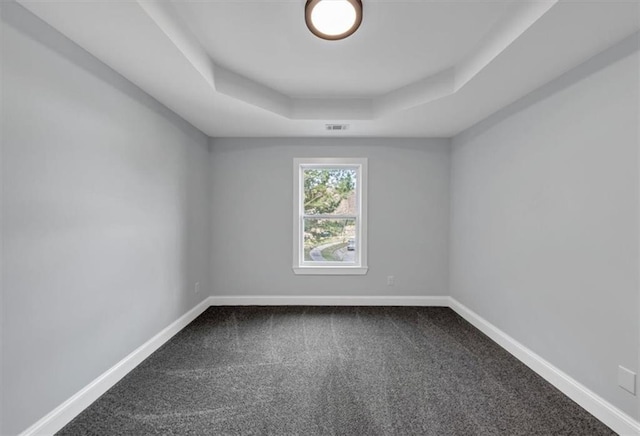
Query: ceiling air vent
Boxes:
[{"xmin": 325, "ymin": 124, "xmax": 349, "ymax": 131}]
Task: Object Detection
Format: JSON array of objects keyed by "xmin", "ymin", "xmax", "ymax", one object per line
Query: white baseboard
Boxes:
[
  {"xmin": 209, "ymin": 294, "xmax": 450, "ymax": 307},
  {"xmin": 20, "ymin": 297, "xmax": 213, "ymax": 436},
  {"xmin": 20, "ymin": 295, "xmax": 640, "ymax": 436},
  {"xmin": 449, "ymin": 297, "xmax": 640, "ymax": 436}
]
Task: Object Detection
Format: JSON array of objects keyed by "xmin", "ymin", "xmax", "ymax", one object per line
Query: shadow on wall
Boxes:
[
  {"xmin": 457, "ymin": 30, "xmax": 640, "ymax": 142},
  {"xmin": 1, "ymin": 2, "xmax": 202, "ymax": 141}
]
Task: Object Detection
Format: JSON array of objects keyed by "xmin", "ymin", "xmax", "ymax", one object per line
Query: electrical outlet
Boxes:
[
  {"xmin": 387, "ymin": 276, "xmax": 395, "ymax": 286},
  {"xmin": 618, "ymin": 366, "xmax": 636, "ymax": 395},
  {"xmin": 194, "ymin": 282, "xmax": 200, "ymax": 294}
]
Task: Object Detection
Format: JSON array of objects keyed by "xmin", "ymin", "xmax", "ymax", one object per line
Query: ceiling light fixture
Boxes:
[{"xmin": 305, "ymin": 0, "xmax": 363, "ymax": 41}]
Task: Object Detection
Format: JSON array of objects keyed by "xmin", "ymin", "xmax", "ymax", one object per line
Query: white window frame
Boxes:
[{"xmin": 293, "ymin": 157, "xmax": 368, "ymax": 275}]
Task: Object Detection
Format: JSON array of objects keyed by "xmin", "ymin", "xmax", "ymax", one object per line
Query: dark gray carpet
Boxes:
[{"xmin": 57, "ymin": 306, "xmax": 614, "ymax": 435}]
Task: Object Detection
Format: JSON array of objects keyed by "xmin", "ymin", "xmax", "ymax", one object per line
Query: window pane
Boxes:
[
  {"xmin": 303, "ymin": 168, "xmax": 357, "ymax": 216},
  {"xmin": 303, "ymin": 218, "xmax": 356, "ymax": 262}
]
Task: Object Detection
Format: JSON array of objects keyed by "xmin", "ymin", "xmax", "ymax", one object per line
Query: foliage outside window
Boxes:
[{"xmin": 293, "ymin": 158, "xmax": 368, "ymax": 275}]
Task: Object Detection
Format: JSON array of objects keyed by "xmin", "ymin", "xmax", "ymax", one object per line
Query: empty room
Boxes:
[{"xmin": 1, "ymin": 0, "xmax": 639, "ymax": 434}]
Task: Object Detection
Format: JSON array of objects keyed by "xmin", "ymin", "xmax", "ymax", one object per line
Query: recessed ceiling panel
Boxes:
[
  {"xmin": 172, "ymin": 0, "xmax": 516, "ymax": 97},
  {"xmin": 15, "ymin": 0, "xmax": 640, "ymax": 137}
]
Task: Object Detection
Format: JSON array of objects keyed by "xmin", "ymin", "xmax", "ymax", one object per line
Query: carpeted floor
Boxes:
[{"xmin": 58, "ymin": 306, "xmax": 614, "ymax": 435}]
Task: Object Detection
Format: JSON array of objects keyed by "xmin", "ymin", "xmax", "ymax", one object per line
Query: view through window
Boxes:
[
  {"xmin": 303, "ymin": 167, "xmax": 357, "ymax": 263},
  {"xmin": 293, "ymin": 158, "xmax": 367, "ymax": 274}
]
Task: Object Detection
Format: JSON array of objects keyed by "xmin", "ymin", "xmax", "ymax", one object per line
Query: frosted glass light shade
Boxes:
[{"xmin": 305, "ymin": 0, "xmax": 363, "ymax": 41}]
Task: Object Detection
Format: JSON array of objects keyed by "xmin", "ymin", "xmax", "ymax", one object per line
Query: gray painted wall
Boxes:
[
  {"xmin": 210, "ymin": 138, "xmax": 450, "ymax": 297},
  {"xmin": 1, "ymin": 4, "xmax": 211, "ymax": 434},
  {"xmin": 450, "ymin": 38, "xmax": 639, "ymax": 418},
  {"xmin": 3, "ymin": 0, "xmax": 638, "ymax": 432}
]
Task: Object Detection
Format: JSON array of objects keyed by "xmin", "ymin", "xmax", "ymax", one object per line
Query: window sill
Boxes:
[{"xmin": 293, "ymin": 266, "xmax": 369, "ymax": 276}]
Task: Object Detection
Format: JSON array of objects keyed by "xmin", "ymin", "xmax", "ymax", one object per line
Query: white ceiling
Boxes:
[
  {"xmin": 17, "ymin": 0, "xmax": 640, "ymax": 138},
  {"xmin": 173, "ymin": 0, "xmax": 515, "ymax": 97}
]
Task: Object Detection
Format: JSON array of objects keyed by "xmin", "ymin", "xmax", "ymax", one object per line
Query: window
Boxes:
[{"xmin": 293, "ymin": 158, "xmax": 368, "ymax": 275}]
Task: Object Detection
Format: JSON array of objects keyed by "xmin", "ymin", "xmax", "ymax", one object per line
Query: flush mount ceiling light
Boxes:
[{"xmin": 305, "ymin": 0, "xmax": 363, "ymax": 41}]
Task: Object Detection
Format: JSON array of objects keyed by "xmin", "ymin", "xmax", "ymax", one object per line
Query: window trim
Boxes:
[{"xmin": 292, "ymin": 157, "xmax": 368, "ymax": 275}]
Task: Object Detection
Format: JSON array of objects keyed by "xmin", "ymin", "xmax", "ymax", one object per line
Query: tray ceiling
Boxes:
[{"xmin": 16, "ymin": 0, "xmax": 640, "ymax": 137}]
